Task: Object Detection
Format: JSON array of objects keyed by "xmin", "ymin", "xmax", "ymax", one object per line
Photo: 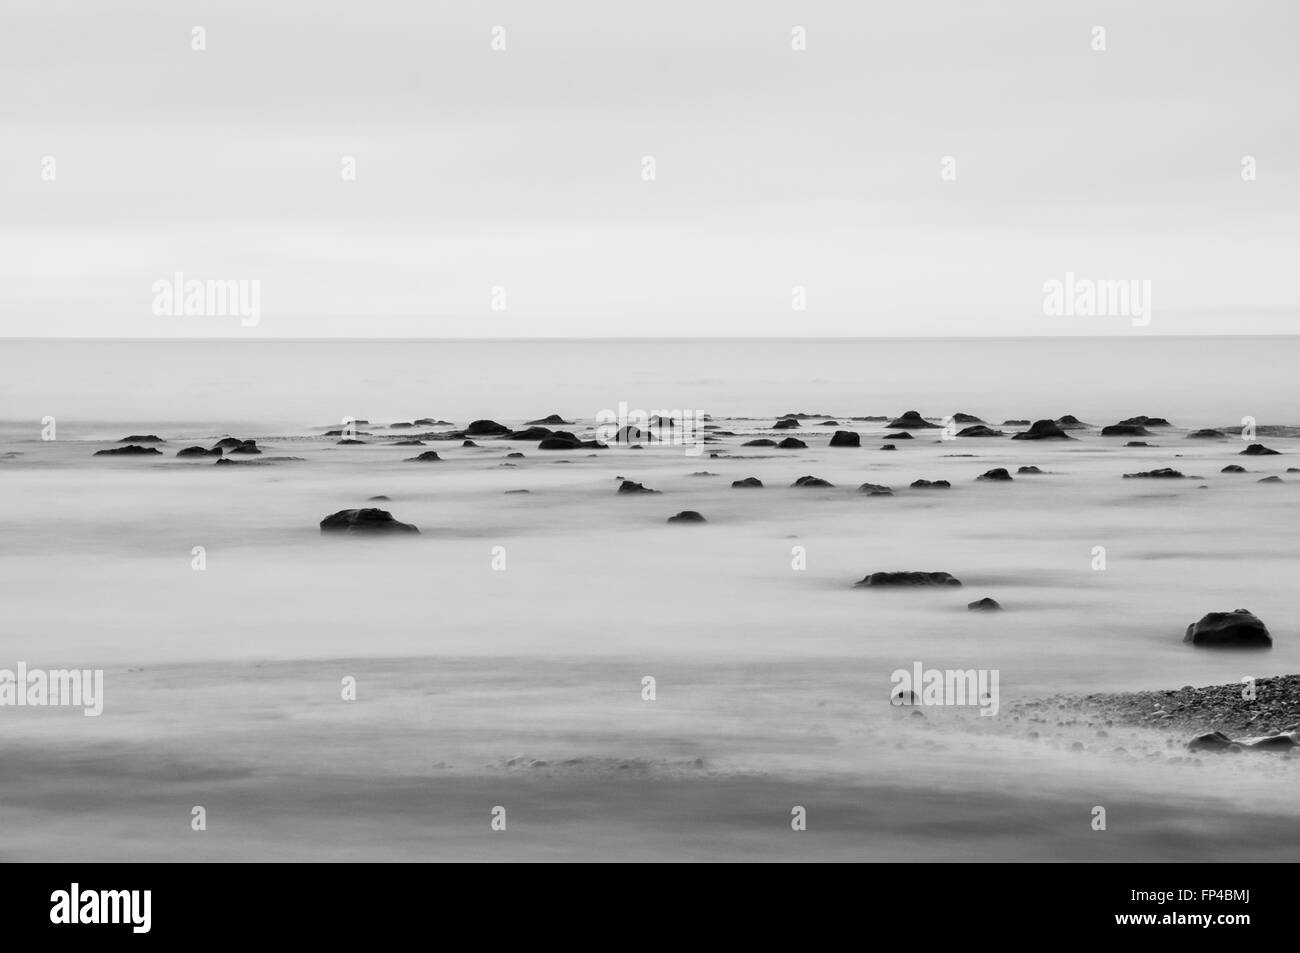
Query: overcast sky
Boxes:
[{"xmin": 2, "ymin": 0, "xmax": 1297, "ymax": 338}]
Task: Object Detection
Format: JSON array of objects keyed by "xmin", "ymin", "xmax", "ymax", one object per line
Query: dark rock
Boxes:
[
  {"xmin": 910, "ymin": 479, "xmax": 950, "ymax": 489},
  {"xmin": 617, "ymin": 480, "xmax": 659, "ymax": 494},
  {"xmin": 1012, "ymin": 420, "xmax": 1072, "ymax": 440},
  {"xmin": 1183, "ymin": 609, "xmax": 1271, "ymax": 648},
  {"xmin": 1122, "ymin": 468, "xmax": 1184, "ymax": 479},
  {"xmin": 792, "ymin": 475, "xmax": 833, "ymax": 488},
  {"xmin": 1017, "ymin": 466, "xmax": 1044, "ymax": 474},
  {"xmin": 818, "ymin": 421, "xmax": 840, "ymax": 426},
  {"xmin": 506, "ymin": 452, "xmax": 525, "ymax": 458},
  {"xmin": 177, "ymin": 446, "xmax": 222, "ymax": 457},
  {"xmin": 389, "ymin": 422, "xmax": 414, "ymax": 429},
  {"xmin": 526, "ymin": 414, "xmax": 573, "ymax": 426},
  {"xmin": 777, "ymin": 437, "xmax": 807, "ymax": 449},
  {"xmin": 742, "ymin": 438, "xmax": 776, "ymax": 448},
  {"xmin": 229, "ymin": 440, "xmax": 261, "ymax": 454},
  {"xmin": 1055, "ymin": 415, "xmax": 1089, "ymax": 430},
  {"xmin": 504, "ymin": 489, "xmax": 530, "ymax": 494},
  {"xmin": 855, "ymin": 571, "xmax": 962, "ymax": 588},
  {"xmin": 1118, "ymin": 416, "xmax": 1171, "ymax": 427},
  {"xmin": 1188, "ymin": 429, "xmax": 1226, "ymax": 439},
  {"xmin": 414, "ymin": 418, "xmax": 452, "ymax": 427},
  {"xmin": 394, "ymin": 440, "xmax": 426, "ymax": 446},
  {"xmin": 1002, "ymin": 419, "xmax": 1031, "ymax": 426},
  {"xmin": 773, "ymin": 418, "xmax": 800, "ymax": 429},
  {"xmin": 951, "ymin": 412, "xmax": 983, "ymax": 423},
  {"xmin": 212, "ymin": 437, "xmax": 245, "ymax": 450},
  {"xmin": 507, "ymin": 427, "xmax": 553, "ymax": 441},
  {"xmin": 95, "ymin": 445, "xmax": 161, "ymax": 456},
  {"xmin": 1221, "ymin": 465, "xmax": 1246, "ymax": 473},
  {"xmin": 320, "ymin": 508, "xmax": 419, "ymax": 535},
  {"xmin": 828, "ymin": 430, "xmax": 861, "ymax": 447},
  {"xmin": 968, "ymin": 597, "xmax": 1002, "ymax": 611},
  {"xmin": 1125, "ymin": 441, "xmax": 1151, "ymax": 447},
  {"xmin": 957, "ymin": 425, "xmax": 1004, "ymax": 437},
  {"xmin": 368, "ymin": 495, "xmax": 390, "ymax": 501},
  {"xmin": 976, "ymin": 468, "xmax": 1012, "ymax": 481},
  {"xmin": 732, "ymin": 477, "xmax": 763, "ymax": 488},
  {"xmin": 465, "ymin": 419, "xmax": 510, "ymax": 436},
  {"xmin": 539, "ymin": 434, "xmax": 583, "ymax": 450},
  {"xmin": 667, "ymin": 510, "xmax": 706, "ymax": 523},
  {"xmin": 857, "ymin": 482, "xmax": 893, "ymax": 496},
  {"xmin": 886, "ymin": 410, "xmax": 940, "ymax": 429},
  {"xmin": 885, "ymin": 432, "xmax": 913, "ymax": 440},
  {"xmin": 337, "ymin": 439, "xmax": 367, "ymax": 445},
  {"xmin": 1101, "ymin": 424, "xmax": 1151, "ymax": 436},
  {"xmin": 1187, "ymin": 731, "xmax": 1235, "ymax": 752},
  {"xmin": 1258, "ymin": 475, "xmax": 1284, "ymax": 483},
  {"xmin": 880, "ymin": 444, "xmax": 897, "ymax": 451},
  {"xmin": 406, "ymin": 451, "xmax": 442, "ymax": 462},
  {"xmin": 119, "ymin": 435, "xmax": 163, "ymax": 443},
  {"xmin": 1242, "ymin": 444, "xmax": 1280, "ymax": 455}
]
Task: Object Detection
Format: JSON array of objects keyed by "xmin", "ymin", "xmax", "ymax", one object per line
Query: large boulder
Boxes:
[
  {"xmin": 910, "ymin": 479, "xmax": 950, "ymax": 489},
  {"xmin": 777, "ymin": 437, "xmax": 807, "ymax": 449},
  {"xmin": 791, "ymin": 475, "xmax": 833, "ymax": 487},
  {"xmin": 177, "ymin": 445, "xmax": 222, "ymax": 457},
  {"xmin": 957, "ymin": 425, "xmax": 1004, "ymax": 437},
  {"xmin": 858, "ymin": 482, "xmax": 893, "ymax": 496},
  {"xmin": 968, "ymin": 597, "xmax": 1002, "ymax": 611},
  {"xmin": 773, "ymin": 418, "xmax": 800, "ymax": 429},
  {"xmin": 1054, "ymin": 415, "xmax": 1089, "ymax": 430},
  {"xmin": 1188, "ymin": 429, "xmax": 1226, "ymax": 439},
  {"xmin": 526, "ymin": 414, "xmax": 574, "ymax": 426},
  {"xmin": 855, "ymin": 571, "xmax": 962, "ymax": 588},
  {"xmin": 212, "ymin": 437, "xmax": 246, "ymax": 450},
  {"xmin": 1002, "ymin": 419, "xmax": 1030, "ymax": 426},
  {"xmin": 119, "ymin": 434, "xmax": 163, "ymax": 443},
  {"xmin": 667, "ymin": 510, "xmax": 706, "ymax": 523},
  {"xmin": 229, "ymin": 440, "xmax": 261, "ymax": 455},
  {"xmin": 465, "ymin": 419, "xmax": 510, "ymax": 436},
  {"xmin": 1242, "ymin": 444, "xmax": 1280, "ymax": 455},
  {"xmin": 406, "ymin": 451, "xmax": 442, "ymax": 462},
  {"xmin": 1183, "ymin": 609, "xmax": 1271, "ymax": 648},
  {"xmin": 1101, "ymin": 423, "xmax": 1151, "ymax": 436},
  {"xmin": 976, "ymin": 468, "xmax": 1013, "ymax": 482},
  {"xmin": 1119, "ymin": 415, "xmax": 1171, "ymax": 427},
  {"xmin": 538, "ymin": 432, "xmax": 583, "ymax": 450},
  {"xmin": 617, "ymin": 480, "xmax": 659, "ymax": 494},
  {"xmin": 94, "ymin": 445, "xmax": 161, "ymax": 456},
  {"xmin": 1122, "ymin": 468, "xmax": 1184, "ymax": 479},
  {"xmin": 1011, "ymin": 420, "xmax": 1071, "ymax": 440},
  {"xmin": 320, "ymin": 508, "xmax": 419, "ymax": 535},
  {"xmin": 828, "ymin": 430, "xmax": 861, "ymax": 447},
  {"xmin": 885, "ymin": 410, "xmax": 941, "ymax": 429},
  {"xmin": 951, "ymin": 412, "xmax": 983, "ymax": 423},
  {"xmin": 742, "ymin": 438, "xmax": 777, "ymax": 447},
  {"xmin": 732, "ymin": 477, "xmax": 763, "ymax": 488},
  {"xmin": 507, "ymin": 427, "xmax": 553, "ymax": 441}
]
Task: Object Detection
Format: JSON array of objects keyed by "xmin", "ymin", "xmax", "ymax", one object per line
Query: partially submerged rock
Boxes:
[
  {"xmin": 1183, "ymin": 609, "xmax": 1271, "ymax": 648},
  {"xmin": 885, "ymin": 410, "xmax": 941, "ymax": 429},
  {"xmin": 968, "ymin": 597, "xmax": 1002, "ymax": 611},
  {"xmin": 791, "ymin": 475, "xmax": 833, "ymax": 487},
  {"xmin": 910, "ymin": 479, "xmax": 950, "ymax": 489},
  {"xmin": 1242, "ymin": 443, "xmax": 1280, "ymax": 455},
  {"xmin": 857, "ymin": 482, "xmax": 893, "ymax": 496},
  {"xmin": 1016, "ymin": 465, "xmax": 1044, "ymax": 474},
  {"xmin": 1122, "ymin": 468, "xmax": 1184, "ymax": 479},
  {"xmin": 526, "ymin": 414, "xmax": 574, "ymax": 426},
  {"xmin": 776, "ymin": 437, "xmax": 807, "ymax": 449},
  {"xmin": 732, "ymin": 477, "xmax": 763, "ymax": 488},
  {"xmin": 1101, "ymin": 423, "xmax": 1151, "ymax": 436},
  {"xmin": 957, "ymin": 425, "xmax": 1004, "ymax": 437},
  {"xmin": 828, "ymin": 430, "xmax": 861, "ymax": 447},
  {"xmin": 855, "ymin": 571, "xmax": 962, "ymax": 588},
  {"xmin": 119, "ymin": 435, "xmax": 163, "ymax": 443},
  {"xmin": 976, "ymin": 468, "xmax": 1012, "ymax": 482},
  {"xmin": 667, "ymin": 510, "xmax": 706, "ymax": 523},
  {"xmin": 1012, "ymin": 420, "xmax": 1071, "ymax": 440},
  {"xmin": 743, "ymin": 438, "xmax": 777, "ymax": 447},
  {"xmin": 617, "ymin": 480, "xmax": 659, "ymax": 494},
  {"xmin": 320, "ymin": 508, "xmax": 419, "ymax": 535},
  {"xmin": 406, "ymin": 451, "xmax": 442, "ymax": 462},
  {"xmin": 94, "ymin": 445, "xmax": 161, "ymax": 456},
  {"xmin": 177, "ymin": 445, "xmax": 222, "ymax": 457},
  {"xmin": 465, "ymin": 419, "xmax": 510, "ymax": 436}
]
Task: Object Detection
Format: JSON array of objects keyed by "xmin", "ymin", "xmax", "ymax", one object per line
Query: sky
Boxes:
[{"xmin": 1, "ymin": 0, "xmax": 1297, "ymax": 338}]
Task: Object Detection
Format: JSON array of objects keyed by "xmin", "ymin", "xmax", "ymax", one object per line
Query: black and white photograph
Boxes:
[{"xmin": 0, "ymin": 0, "xmax": 1296, "ymax": 917}]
